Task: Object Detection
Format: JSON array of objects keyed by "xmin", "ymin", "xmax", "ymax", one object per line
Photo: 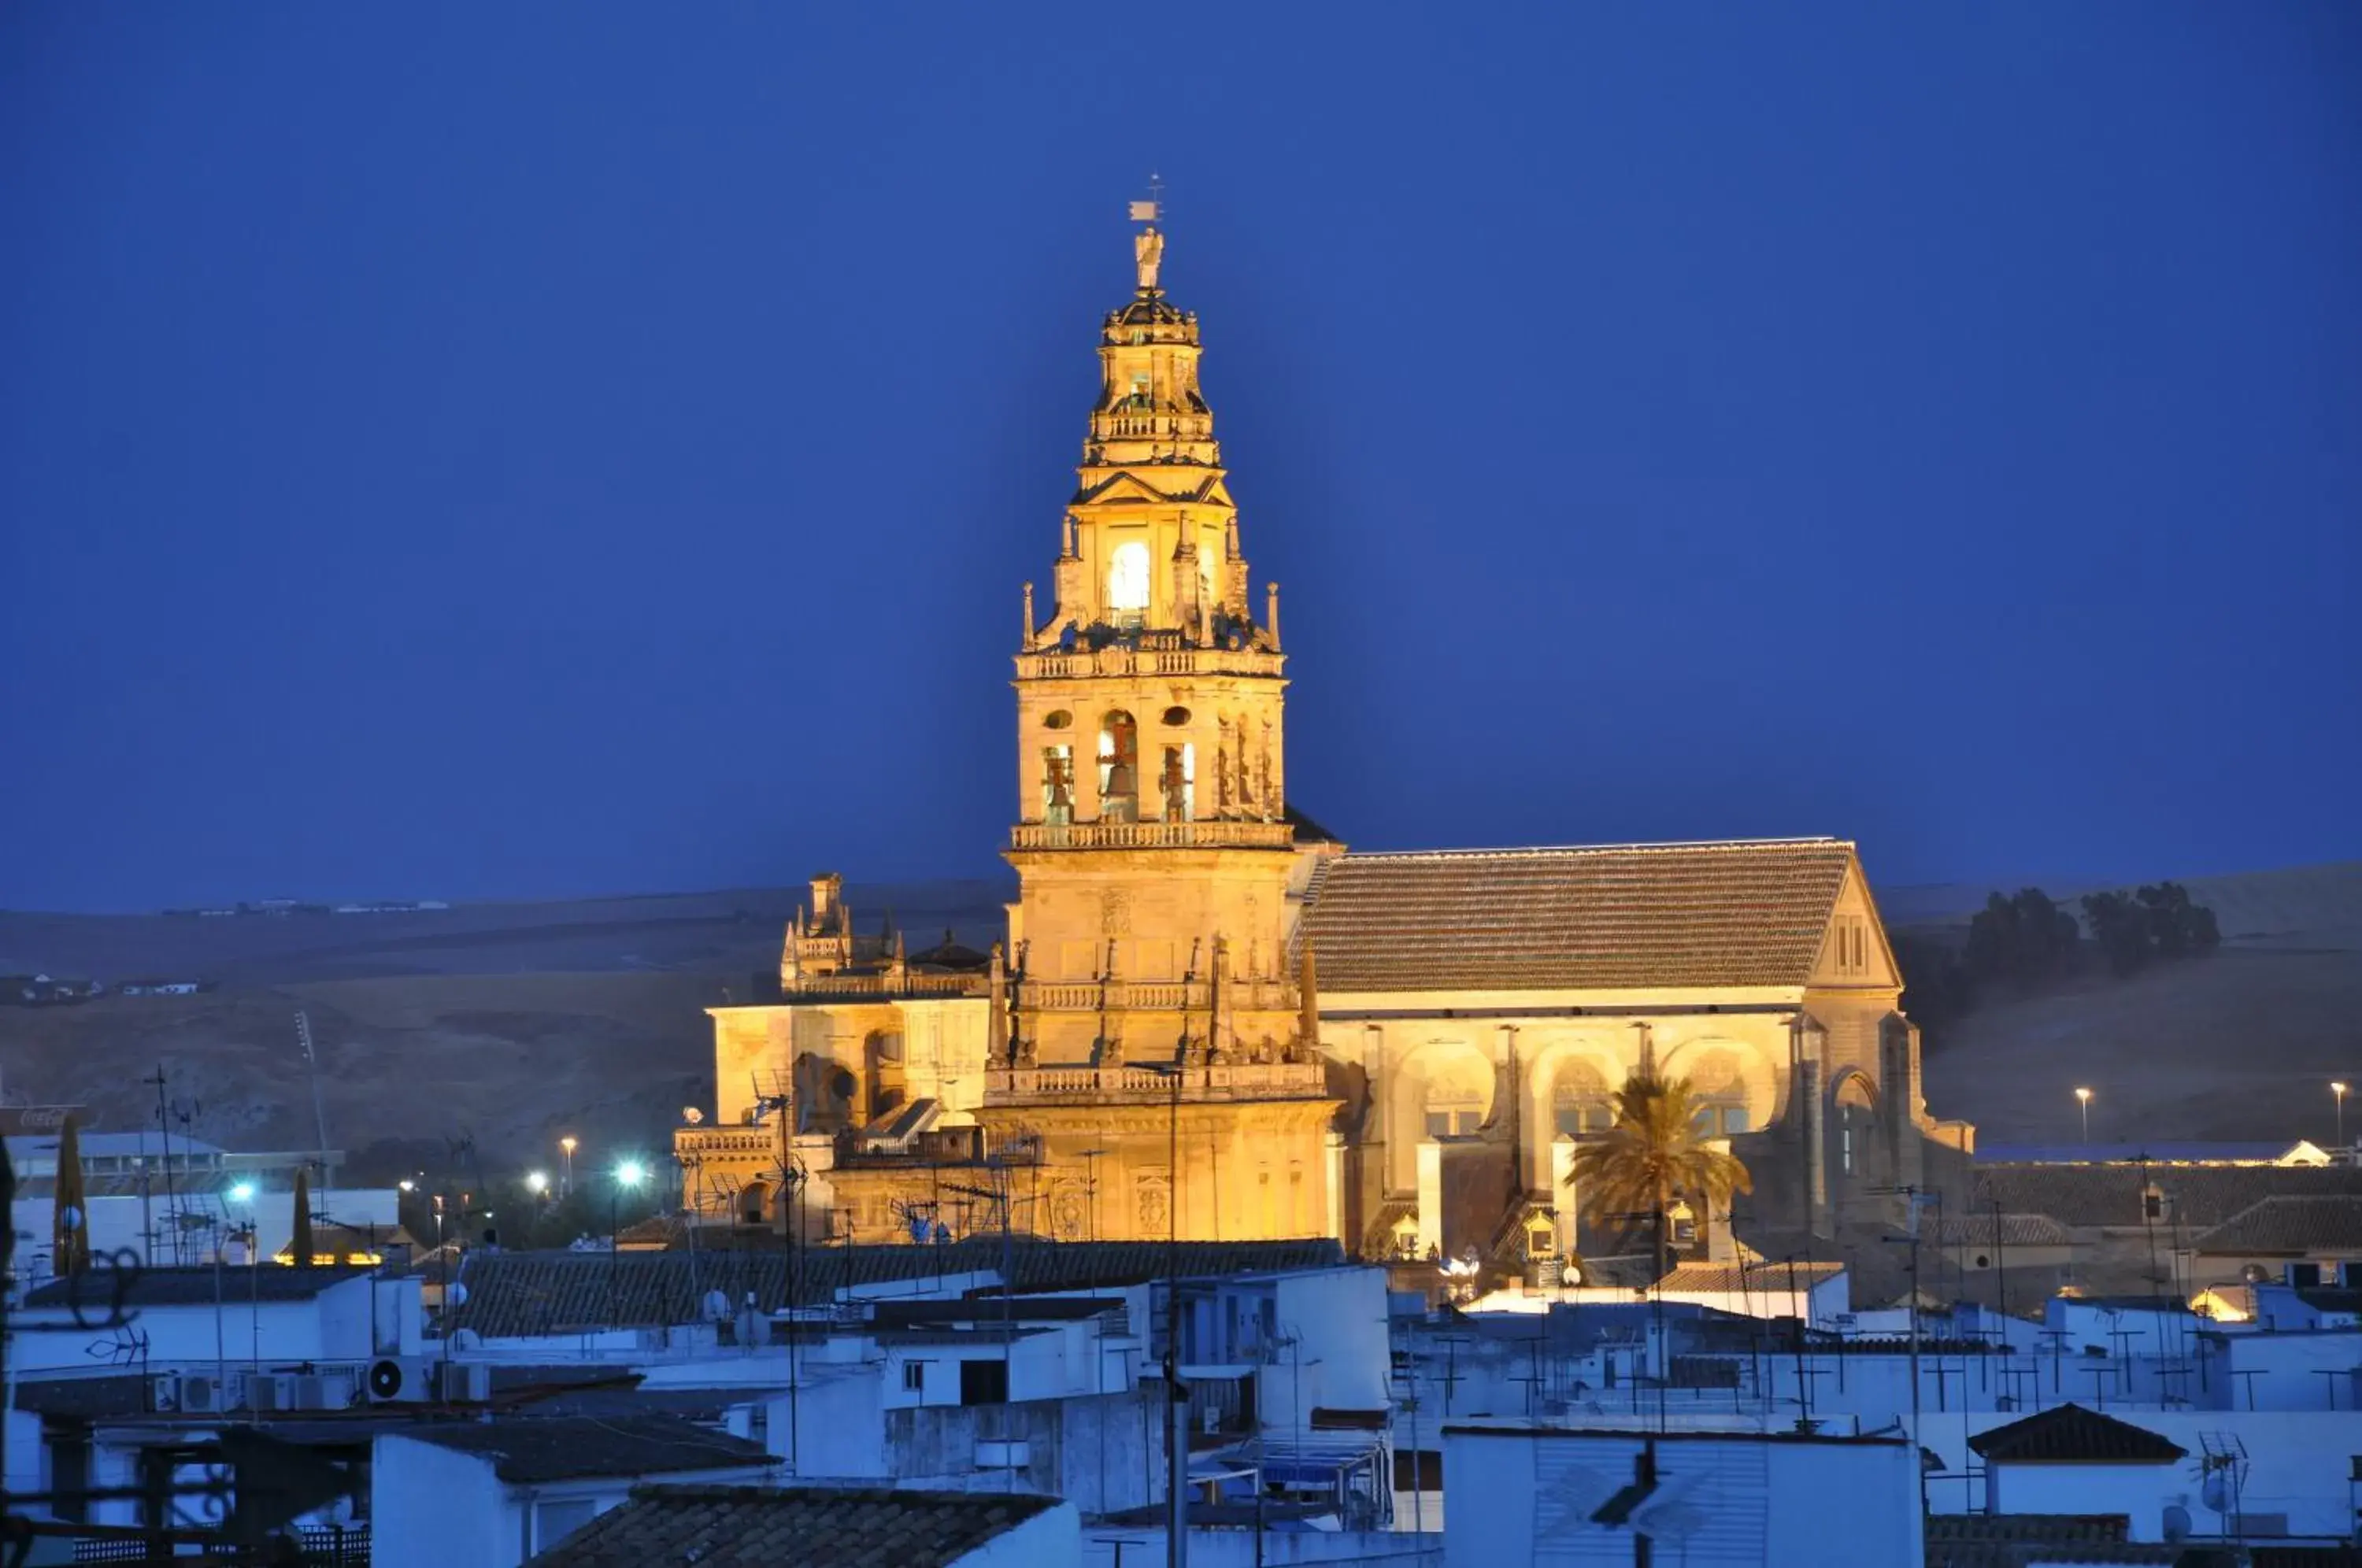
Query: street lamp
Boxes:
[
  {"xmin": 2334, "ymin": 1082, "xmax": 2349, "ymax": 1148},
  {"xmin": 525, "ymin": 1170, "xmax": 550, "ymax": 1196},
  {"xmin": 228, "ymin": 1181, "xmax": 257, "ymax": 1204},
  {"xmin": 2075, "ymin": 1087, "xmax": 2093, "ymax": 1142},
  {"xmin": 609, "ymin": 1160, "xmax": 647, "ymax": 1330},
  {"xmin": 560, "ymin": 1136, "xmax": 579, "ymax": 1198}
]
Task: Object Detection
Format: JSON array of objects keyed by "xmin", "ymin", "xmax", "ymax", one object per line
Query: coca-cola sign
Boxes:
[{"xmin": 0, "ymin": 1106, "xmax": 90, "ymax": 1136}]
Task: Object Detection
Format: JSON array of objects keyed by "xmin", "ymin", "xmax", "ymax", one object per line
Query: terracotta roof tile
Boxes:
[
  {"xmin": 404, "ymin": 1414, "xmax": 773, "ymax": 1485},
  {"xmin": 525, "ymin": 1484, "xmax": 1063, "ymax": 1567},
  {"xmin": 452, "ymin": 1239, "xmax": 1343, "ymax": 1341},
  {"xmin": 1938, "ymin": 1212, "xmax": 2075, "ymax": 1248},
  {"xmin": 2194, "ymin": 1195, "xmax": 2362, "ymax": 1256},
  {"xmin": 1971, "ymin": 1164, "xmax": 2362, "ymax": 1231},
  {"xmin": 1968, "ymin": 1403, "xmax": 2186, "ymax": 1465},
  {"xmin": 1298, "ymin": 839, "xmax": 1856, "ymax": 993}
]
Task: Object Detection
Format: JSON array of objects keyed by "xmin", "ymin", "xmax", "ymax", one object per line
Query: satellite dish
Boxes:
[
  {"xmin": 701, "ymin": 1289, "xmax": 731, "ymax": 1323},
  {"xmin": 682, "ymin": 1107, "xmax": 705, "ymax": 1126},
  {"xmin": 446, "ymin": 1281, "xmax": 469, "ymax": 1309},
  {"xmin": 2163, "ymin": 1504, "xmax": 2192, "ymax": 1542}
]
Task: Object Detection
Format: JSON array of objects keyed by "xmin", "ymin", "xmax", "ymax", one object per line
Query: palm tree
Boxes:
[{"xmin": 1564, "ymin": 1069, "xmax": 1753, "ymax": 1283}]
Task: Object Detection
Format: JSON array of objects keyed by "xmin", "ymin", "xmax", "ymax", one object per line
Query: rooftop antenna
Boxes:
[{"xmin": 296, "ymin": 1011, "xmax": 332, "ymax": 1176}]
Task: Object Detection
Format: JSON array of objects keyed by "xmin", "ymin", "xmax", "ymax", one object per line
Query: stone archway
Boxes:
[
  {"xmin": 1657, "ymin": 1038, "xmax": 1780, "ymax": 1139},
  {"xmin": 1388, "ymin": 1039, "xmax": 1496, "ymax": 1192},
  {"xmin": 1831, "ymin": 1070, "xmax": 1878, "ymax": 1182}
]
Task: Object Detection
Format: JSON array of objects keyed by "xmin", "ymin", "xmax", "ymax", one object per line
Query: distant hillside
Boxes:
[
  {"xmin": 1911, "ymin": 863, "xmax": 2362, "ymax": 1147},
  {"xmin": 5, "ymin": 864, "xmax": 2356, "ymax": 1171},
  {"xmin": 0, "ymin": 880, "xmax": 1009, "ymax": 1174}
]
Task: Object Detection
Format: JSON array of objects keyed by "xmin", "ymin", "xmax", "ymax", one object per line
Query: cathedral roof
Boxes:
[{"xmin": 1297, "ymin": 838, "xmax": 1857, "ymax": 993}]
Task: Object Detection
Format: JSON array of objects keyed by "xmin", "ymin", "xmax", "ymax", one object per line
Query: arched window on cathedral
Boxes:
[
  {"xmin": 1422, "ymin": 1057, "xmax": 1490, "ymax": 1139},
  {"xmin": 738, "ymin": 1178, "xmax": 771, "ymax": 1228},
  {"xmin": 1107, "ymin": 540, "xmax": 1150, "ymax": 624},
  {"xmin": 1552, "ymin": 1060, "xmax": 1615, "ymax": 1138},
  {"xmin": 1835, "ymin": 1074, "xmax": 1876, "ymax": 1177},
  {"xmin": 1098, "ymin": 711, "xmax": 1138, "ymax": 823},
  {"xmin": 1681, "ymin": 1049, "xmax": 1753, "ymax": 1138}
]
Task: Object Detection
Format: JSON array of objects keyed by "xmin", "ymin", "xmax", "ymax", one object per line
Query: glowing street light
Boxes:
[
  {"xmin": 560, "ymin": 1136, "xmax": 579, "ymax": 1198},
  {"xmin": 228, "ymin": 1182, "xmax": 257, "ymax": 1205},
  {"xmin": 2334, "ymin": 1082, "xmax": 2350, "ymax": 1148},
  {"xmin": 2075, "ymin": 1087, "xmax": 2093, "ymax": 1142},
  {"xmin": 526, "ymin": 1170, "xmax": 550, "ymax": 1196},
  {"xmin": 608, "ymin": 1159, "xmax": 649, "ymax": 1331},
  {"xmin": 398, "ymin": 1179, "xmax": 416, "ymax": 1193}
]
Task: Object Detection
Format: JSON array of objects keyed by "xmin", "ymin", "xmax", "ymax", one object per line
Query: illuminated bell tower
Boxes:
[{"xmin": 1003, "ymin": 206, "xmax": 1305, "ymax": 1067}]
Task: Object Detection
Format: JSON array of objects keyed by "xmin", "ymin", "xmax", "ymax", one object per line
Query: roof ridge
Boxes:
[{"xmin": 1340, "ymin": 837, "xmax": 1850, "ymax": 864}]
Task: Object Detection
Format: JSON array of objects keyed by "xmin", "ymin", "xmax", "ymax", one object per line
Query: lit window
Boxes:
[{"xmin": 1107, "ymin": 541, "xmax": 1150, "ymax": 616}]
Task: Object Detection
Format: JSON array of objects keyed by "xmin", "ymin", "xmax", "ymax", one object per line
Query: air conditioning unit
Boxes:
[
  {"xmin": 297, "ymin": 1372, "xmax": 357, "ymax": 1411},
  {"xmin": 247, "ymin": 1374, "xmax": 298, "ymax": 1413},
  {"xmin": 367, "ymin": 1356, "xmax": 488, "ymax": 1403},
  {"xmin": 435, "ymin": 1362, "xmax": 490, "ymax": 1403},
  {"xmin": 365, "ymin": 1357, "xmax": 434, "ymax": 1403},
  {"xmin": 153, "ymin": 1374, "xmax": 182, "ymax": 1412},
  {"xmin": 179, "ymin": 1373, "xmax": 227, "ymax": 1415}
]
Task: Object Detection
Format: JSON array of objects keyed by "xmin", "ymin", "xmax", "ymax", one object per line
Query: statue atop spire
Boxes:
[
  {"xmin": 1134, "ymin": 226, "xmax": 1164, "ymax": 292},
  {"xmin": 1129, "ymin": 176, "xmax": 1165, "ymax": 293}
]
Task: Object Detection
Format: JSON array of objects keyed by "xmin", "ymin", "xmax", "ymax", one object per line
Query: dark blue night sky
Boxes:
[{"xmin": 3, "ymin": 5, "xmax": 2356, "ymax": 912}]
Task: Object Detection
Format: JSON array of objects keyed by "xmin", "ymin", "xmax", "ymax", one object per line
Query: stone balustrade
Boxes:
[
  {"xmin": 783, "ymin": 971, "xmax": 990, "ymax": 1000},
  {"xmin": 1013, "ymin": 645, "xmax": 1285, "ymax": 682},
  {"xmin": 1009, "ymin": 819, "xmax": 1294, "ymax": 851},
  {"xmin": 983, "ymin": 1061, "xmax": 1327, "ymax": 1104}
]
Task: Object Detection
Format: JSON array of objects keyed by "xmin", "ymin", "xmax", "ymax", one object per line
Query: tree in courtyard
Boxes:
[{"xmin": 1564, "ymin": 1070, "xmax": 1753, "ymax": 1284}]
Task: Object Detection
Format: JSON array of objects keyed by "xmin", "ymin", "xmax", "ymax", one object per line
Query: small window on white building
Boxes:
[{"xmin": 902, "ymin": 1360, "xmax": 926, "ymax": 1392}]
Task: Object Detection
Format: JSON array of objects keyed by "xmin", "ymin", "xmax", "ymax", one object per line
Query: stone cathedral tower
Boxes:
[{"xmin": 1001, "ymin": 213, "xmax": 1312, "ymax": 1067}]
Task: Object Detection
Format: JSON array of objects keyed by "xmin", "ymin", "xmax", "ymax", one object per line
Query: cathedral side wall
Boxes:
[{"xmin": 1313, "ymin": 997, "xmax": 1807, "ymax": 1216}]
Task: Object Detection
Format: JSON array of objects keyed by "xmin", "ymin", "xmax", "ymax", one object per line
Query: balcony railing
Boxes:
[
  {"xmin": 1010, "ymin": 819, "xmax": 1294, "ymax": 851},
  {"xmin": 1014, "ymin": 645, "xmax": 1286, "ymax": 681},
  {"xmin": 984, "ymin": 1061, "xmax": 1328, "ymax": 1104},
  {"xmin": 1016, "ymin": 978, "xmax": 1298, "ymax": 1013},
  {"xmin": 783, "ymin": 971, "xmax": 989, "ymax": 1000}
]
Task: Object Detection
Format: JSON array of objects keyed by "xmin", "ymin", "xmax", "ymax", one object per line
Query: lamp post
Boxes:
[
  {"xmin": 2075, "ymin": 1087, "xmax": 2093, "ymax": 1143},
  {"xmin": 560, "ymin": 1137, "xmax": 579, "ymax": 1199},
  {"xmin": 2334, "ymin": 1083, "xmax": 2349, "ymax": 1148},
  {"xmin": 609, "ymin": 1160, "xmax": 646, "ymax": 1332}
]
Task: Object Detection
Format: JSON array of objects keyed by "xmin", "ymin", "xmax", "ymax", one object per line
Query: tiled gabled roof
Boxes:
[
  {"xmin": 524, "ymin": 1484, "xmax": 1061, "ymax": 1567},
  {"xmin": 404, "ymin": 1415, "xmax": 772, "ymax": 1485},
  {"xmin": 1937, "ymin": 1211, "xmax": 2075, "ymax": 1249},
  {"xmin": 1297, "ymin": 839, "xmax": 1857, "ymax": 993},
  {"xmin": 1967, "ymin": 1403, "xmax": 2186, "ymax": 1465},
  {"xmin": 2194, "ymin": 1195, "xmax": 2362, "ymax": 1256},
  {"xmin": 452, "ymin": 1238, "xmax": 1343, "ymax": 1341},
  {"xmin": 1971, "ymin": 1163, "xmax": 2362, "ymax": 1231}
]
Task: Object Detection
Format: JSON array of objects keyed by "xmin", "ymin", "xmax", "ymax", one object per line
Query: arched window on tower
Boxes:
[
  {"xmin": 1098, "ymin": 711, "xmax": 1138, "ymax": 823},
  {"xmin": 1041, "ymin": 745, "xmax": 1074, "ymax": 825},
  {"xmin": 1159, "ymin": 742, "xmax": 1194, "ymax": 823},
  {"xmin": 1107, "ymin": 540, "xmax": 1150, "ymax": 626}
]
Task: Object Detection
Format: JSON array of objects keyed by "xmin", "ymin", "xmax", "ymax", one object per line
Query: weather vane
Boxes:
[{"xmin": 1129, "ymin": 172, "xmax": 1165, "ymax": 291}]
